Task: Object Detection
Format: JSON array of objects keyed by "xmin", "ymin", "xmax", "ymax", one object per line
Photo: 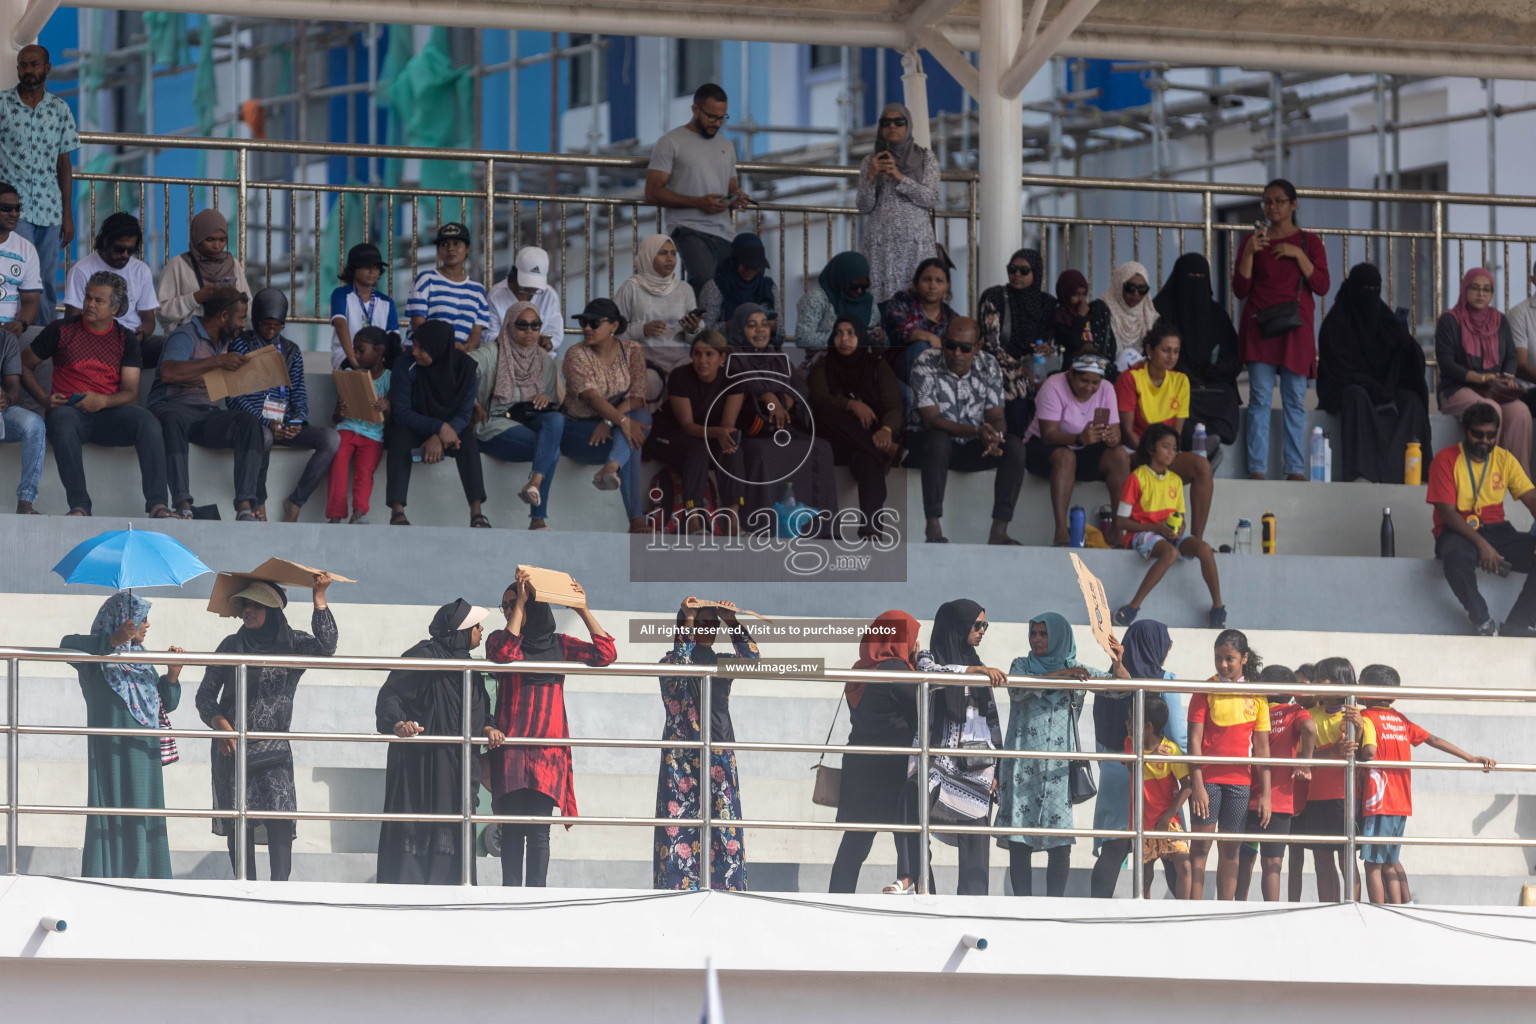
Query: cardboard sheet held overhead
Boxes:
[
  {"xmin": 1068, "ymin": 552, "xmax": 1117, "ymax": 658},
  {"xmin": 516, "ymin": 565, "xmax": 588, "ymax": 609},
  {"xmin": 208, "ymin": 558, "xmax": 354, "ymax": 617},
  {"xmin": 332, "ymin": 369, "xmax": 385, "ymax": 423},
  {"xmin": 683, "ymin": 596, "xmax": 774, "ymax": 623},
  {"xmin": 203, "ymin": 343, "xmax": 289, "ymax": 402}
]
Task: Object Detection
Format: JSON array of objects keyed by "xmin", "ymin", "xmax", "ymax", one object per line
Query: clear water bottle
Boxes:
[
  {"xmin": 1032, "ymin": 341, "xmax": 1047, "ymax": 383},
  {"xmin": 1380, "ymin": 507, "xmax": 1395, "ymax": 557},
  {"xmin": 1234, "ymin": 518, "xmax": 1253, "ymax": 554},
  {"xmin": 1309, "ymin": 426, "xmax": 1327, "ymax": 482},
  {"xmin": 1191, "ymin": 422, "xmax": 1208, "ymax": 459}
]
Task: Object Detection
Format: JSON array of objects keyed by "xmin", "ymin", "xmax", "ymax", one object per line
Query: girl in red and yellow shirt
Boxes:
[{"xmin": 1115, "ymin": 320, "xmax": 1214, "ymax": 539}]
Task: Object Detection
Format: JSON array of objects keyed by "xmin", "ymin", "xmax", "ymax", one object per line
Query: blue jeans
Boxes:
[
  {"xmin": 481, "ymin": 411, "xmax": 565, "ymax": 519},
  {"xmin": 559, "ymin": 408, "xmax": 652, "ymax": 521},
  {"xmin": 15, "ymin": 219, "xmax": 60, "ymax": 325},
  {"xmin": 1244, "ymin": 361, "xmax": 1308, "ymax": 476},
  {"xmin": 2, "ymin": 404, "xmax": 46, "ymax": 502}
]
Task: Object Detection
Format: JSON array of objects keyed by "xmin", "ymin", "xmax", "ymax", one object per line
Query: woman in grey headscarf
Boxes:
[{"xmin": 858, "ymin": 102, "xmax": 941, "ymax": 305}]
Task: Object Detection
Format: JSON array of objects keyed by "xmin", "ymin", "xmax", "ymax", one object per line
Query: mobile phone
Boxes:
[
  {"xmin": 67, "ymin": 393, "xmax": 85, "ymax": 405},
  {"xmin": 1253, "ymin": 219, "xmax": 1269, "ymax": 240},
  {"xmin": 410, "ymin": 447, "xmax": 425, "ymax": 464},
  {"xmin": 874, "ymin": 135, "xmax": 890, "ymax": 156},
  {"xmin": 688, "ymin": 308, "xmax": 705, "ymax": 319},
  {"xmin": 1092, "ymin": 407, "xmax": 1110, "ymax": 426}
]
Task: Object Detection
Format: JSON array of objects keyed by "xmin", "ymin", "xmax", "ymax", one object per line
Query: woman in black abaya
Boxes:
[
  {"xmin": 1153, "ymin": 253, "xmax": 1243, "ymax": 453},
  {"xmin": 375, "ymin": 599, "xmax": 504, "ymax": 884}
]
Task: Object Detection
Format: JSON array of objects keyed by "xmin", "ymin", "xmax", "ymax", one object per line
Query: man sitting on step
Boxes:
[{"xmin": 1427, "ymin": 401, "xmax": 1536, "ymax": 637}]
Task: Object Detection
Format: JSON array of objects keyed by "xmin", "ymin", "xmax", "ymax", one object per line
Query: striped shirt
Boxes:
[
  {"xmin": 226, "ymin": 333, "xmax": 309, "ymax": 424},
  {"xmin": 404, "ymin": 270, "xmax": 489, "ymax": 346}
]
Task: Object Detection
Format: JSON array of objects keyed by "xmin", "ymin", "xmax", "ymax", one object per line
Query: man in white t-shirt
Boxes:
[
  {"xmin": 64, "ymin": 211, "xmax": 159, "ymax": 346},
  {"xmin": 0, "ymin": 181, "xmax": 41, "ymax": 340},
  {"xmin": 644, "ymin": 82, "xmax": 750, "ymax": 287},
  {"xmin": 487, "ymin": 246, "xmax": 563, "ymax": 351},
  {"xmin": 1511, "ymin": 260, "xmax": 1536, "ymax": 384}
]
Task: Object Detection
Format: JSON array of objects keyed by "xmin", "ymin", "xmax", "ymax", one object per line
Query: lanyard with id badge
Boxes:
[{"xmin": 1462, "ymin": 443, "xmax": 1493, "ymax": 530}]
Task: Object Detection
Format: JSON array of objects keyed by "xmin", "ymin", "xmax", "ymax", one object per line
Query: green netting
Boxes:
[
  {"xmin": 76, "ymin": 153, "xmax": 139, "ymax": 221},
  {"xmin": 377, "ymin": 24, "xmax": 416, "ymax": 191},
  {"xmin": 143, "ymin": 12, "xmax": 191, "ymax": 68},
  {"xmin": 317, "ymin": 185, "xmax": 368, "ymax": 305}
]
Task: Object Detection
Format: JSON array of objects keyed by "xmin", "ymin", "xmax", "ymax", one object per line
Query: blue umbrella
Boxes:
[{"xmin": 52, "ymin": 525, "xmax": 212, "ymax": 590}]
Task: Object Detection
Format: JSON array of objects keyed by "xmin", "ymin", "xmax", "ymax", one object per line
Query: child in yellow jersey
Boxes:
[{"xmin": 1112, "ymin": 424, "xmax": 1226, "ymax": 629}]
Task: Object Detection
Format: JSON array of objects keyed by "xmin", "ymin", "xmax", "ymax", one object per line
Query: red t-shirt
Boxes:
[
  {"xmin": 1188, "ymin": 689, "xmax": 1270, "ymax": 786},
  {"xmin": 1307, "ymin": 705, "xmax": 1377, "ymax": 802},
  {"xmin": 1125, "ymin": 735, "xmax": 1189, "ymax": 826},
  {"xmin": 1361, "ymin": 706, "xmax": 1430, "ymax": 818},
  {"xmin": 29, "ymin": 316, "xmax": 141, "ymax": 398},
  {"xmin": 1249, "ymin": 702, "xmax": 1305, "ymax": 814}
]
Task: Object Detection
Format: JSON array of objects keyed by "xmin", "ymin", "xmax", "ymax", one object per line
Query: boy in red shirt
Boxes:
[
  {"xmin": 1235, "ymin": 665, "xmax": 1317, "ymax": 902},
  {"xmin": 1127, "ymin": 695, "xmax": 1193, "ymax": 899},
  {"xmin": 1353, "ymin": 664, "xmax": 1496, "ymax": 905}
]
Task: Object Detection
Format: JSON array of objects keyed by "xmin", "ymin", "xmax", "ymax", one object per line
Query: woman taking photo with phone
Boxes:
[
  {"xmin": 858, "ymin": 103, "xmax": 940, "ymax": 305},
  {"xmin": 616, "ymin": 234, "xmax": 703, "ymax": 375}
]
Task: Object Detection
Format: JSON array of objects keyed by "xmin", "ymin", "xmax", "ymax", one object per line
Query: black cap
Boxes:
[
  {"xmin": 433, "ymin": 222, "xmax": 471, "ymax": 245},
  {"xmin": 576, "ymin": 297, "xmax": 627, "ymax": 333},
  {"xmin": 345, "ymin": 243, "xmax": 385, "ymax": 271}
]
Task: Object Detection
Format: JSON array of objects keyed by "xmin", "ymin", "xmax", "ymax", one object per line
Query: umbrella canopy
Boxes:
[{"xmin": 52, "ymin": 527, "xmax": 212, "ymax": 590}]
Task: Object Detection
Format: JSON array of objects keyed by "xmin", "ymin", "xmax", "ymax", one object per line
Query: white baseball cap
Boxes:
[
  {"xmin": 514, "ymin": 246, "xmax": 550, "ymax": 291},
  {"xmin": 455, "ymin": 605, "xmax": 493, "ymax": 631}
]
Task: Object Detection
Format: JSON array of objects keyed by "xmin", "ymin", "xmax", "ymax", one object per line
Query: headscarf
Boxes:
[
  {"xmin": 710, "ymin": 233, "xmax": 776, "ymax": 321},
  {"xmin": 821, "ymin": 316, "xmax": 882, "ymax": 405},
  {"xmin": 877, "ymin": 102, "xmax": 927, "ymax": 179},
  {"xmin": 930, "ymin": 599, "xmax": 983, "ymax": 668},
  {"xmin": 1450, "ymin": 267, "xmax": 1503, "ymax": 368},
  {"xmin": 817, "ymin": 251, "xmax": 875, "ymax": 326},
  {"xmin": 493, "ymin": 300, "xmax": 546, "ymax": 403},
  {"xmin": 1318, "ymin": 263, "xmax": 1425, "ymax": 409},
  {"xmin": 428, "ymin": 599, "xmax": 481, "ymax": 656},
  {"xmin": 1015, "ymin": 612, "xmax": 1080, "ymax": 676},
  {"xmin": 1053, "ymin": 270, "xmax": 1089, "ymax": 327},
  {"xmin": 1101, "ymin": 261, "xmax": 1159, "ymax": 354},
  {"xmin": 517, "ymin": 594, "xmax": 563, "ymax": 687},
  {"xmin": 1121, "ymin": 619, "xmax": 1172, "ymax": 680},
  {"xmin": 630, "ymin": 234, "xmax": 683, "ymax": 298},
  {"xmin": 251, "ymin": 287, "xmax": 287, "ymax": 327},
  {"xmin": 90, "ymin": 592, "xmax": 160, "ymax": 728},
  {"xmin": 188, "ymin": 208, "xmax": 238, "ymax": 287},
  {"xmin": 411, "ymin": 319, "xmax": 475, "ymax": 419},
  {"xmin": 998, "ymin": 248, "xmax": 1054, "ymax": 358},
  {"xmin": 1153, "ymin": 253, "xmax": 1239, "ymax": 382},
  {"xmin": 726, "ymin": 302, "xmax": 779, "ymax": 351},
  {"xmin": 229, "ymin": 581, "xmax": 294, "ymax": 655},
  {"xmin": 847, "ymin": 609, "xmax": 920, "ymax": 710}
]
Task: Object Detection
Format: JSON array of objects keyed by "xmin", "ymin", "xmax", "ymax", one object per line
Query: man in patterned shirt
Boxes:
[
  {"xmin": 909, "ymin": 315, "xmax": 1026, "ymax": 545},
  {"xmin": 0, "ymin": 45, "xmax": 78, "ymax": 326}
]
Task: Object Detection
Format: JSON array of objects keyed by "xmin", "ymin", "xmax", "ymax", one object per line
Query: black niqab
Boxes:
[
  {"xmin": 1318, "ymin": 262, "xmax": 1427, "ymax": 410},
  {"xmin": 1154, "ymin": 253, "xmax": 1240, "ymax": 385}
]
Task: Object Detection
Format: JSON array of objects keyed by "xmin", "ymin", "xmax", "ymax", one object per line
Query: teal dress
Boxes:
[
  {"xmin": 994, "ymin": 613, "xmax": 1105, "ymax": 852},
  {"xmin": 63, "ymin": 631, "xmax": 181, "ymax": 879}
]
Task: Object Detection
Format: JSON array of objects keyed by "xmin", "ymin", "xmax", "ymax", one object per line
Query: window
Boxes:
[
  {"xmin": 675, "ymin": 40, "xmax": 719, "ymax": 98},
  {"xmin": 809, "ymin": 45, "xmax": 842, "ymax": 71},
  {"xmin": 569, "ymin": 34, "xmax": 608, "ymax": 108}
]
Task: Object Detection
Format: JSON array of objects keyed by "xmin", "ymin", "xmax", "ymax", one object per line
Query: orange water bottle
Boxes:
[
  {"xmin": 1261, "ymin": 511, "xmax": 1277, "ymax": 555},
  {"xmin": 1404, "ymin": 442, "xmax": 1422, "ymax": 485}
]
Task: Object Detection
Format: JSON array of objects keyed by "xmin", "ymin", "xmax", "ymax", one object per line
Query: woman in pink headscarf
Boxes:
[{"xmin": 1436, "ymin": 267, "xmax": 1530, "ymax": 472}]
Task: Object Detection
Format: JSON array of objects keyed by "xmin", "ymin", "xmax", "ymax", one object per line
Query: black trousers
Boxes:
[
  {"xmin": 907, "ymin": 428, "xmax": 1027, "ymax": 522},
  {"xmin": 1009, "ymin": 843, "xmax": 1070, "ymax": 897},
  {"xmin": 227, "ymin": 829, "xmax": 293, "ymax": 881},
  {"xmin": 1437, "ymin": 522, "xmax": 1536, "ymax": 629},
  {"xmin": 154, "ymin": 403, "xmax": 267, "ymax": 508},
  {"xmin": 893, "ymin": 778, "xmax": 989, "ymax": 895},
  {"xmin": 497, "ymin": 789, "xmax": 557, "ymax": 887},
  {"xmin": 45, "ymin": 403, "xmax": 167, "ymax": 514},
  {"xmin": 816, "ymin": 404, "xmax": 894, "ymax": 523},
  {"xmin": 385, "ymin": 422, "xmax": 486, "ymax": 508},
  {"xmin": 648, "ymin": 426, "xmax": 746, "ymax": 507}
]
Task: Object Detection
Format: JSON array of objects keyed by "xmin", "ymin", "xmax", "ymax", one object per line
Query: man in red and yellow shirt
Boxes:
[{"xmin": 1426, "ymin": 403, "xmax": 1536, "ymax": 636}]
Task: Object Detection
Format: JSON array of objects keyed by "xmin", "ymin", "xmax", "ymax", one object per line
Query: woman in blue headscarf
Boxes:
[
  {"xmin": 1088, "ymin": 618, "xmax": 1187, "ymax": 898},
  {"xmin": 62, "ymin": 592, "xmax": 185, "ymax": 878},
  {"xmin": 996, "ymin": 612, "xmax": 1128, "ymax": 897}
]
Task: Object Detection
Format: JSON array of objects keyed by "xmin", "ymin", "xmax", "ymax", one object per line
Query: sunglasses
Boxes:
[
  {"xmin": 513, "ymin": 319, "xmax": 543, "ymax": 332},
  {"xmin": 1468, "ymin": 428, "xmax": 1500, "ymax": 441},
  {"xmin": 577, "ymin": 315, "xmax": 613, "ymax": 329},
  {"xmin": 0, "ymin": 203, "xmax": 20, "ymax": 214},
  {"xmin": 878, "ymin": 117, "xmax": 908, "ymax": 128},
  {"xmin": 970, "ymin": 620, "xmax": 989, "ymax": 633},
  {"xmin": 942, "ymin": 340, "xmax": 974, "ymax": 354},
  {"xmin": 1007, "ymin": 263, "xmax": 1033, "ymax": 276},
  {"xmin": 110, "ymin": 243, "xmax": 137, "ymax": 256},
  {"xmin": 1122, "ymin": 283, "xmax": 1150, "ymax": 296},
  {"xmin": 845, "ymin": 283, "xmax": 868, "ymax": 297}
]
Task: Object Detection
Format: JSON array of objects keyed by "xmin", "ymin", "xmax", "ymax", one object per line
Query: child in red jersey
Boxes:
[
  {"xmin": 1354, "ymin": 663, "xmax": 1496, "ymax": 904},
  {"xmin": 1127, "ymin": 695, "xmax": 1193, "ymax": 899},
  {"xmin": 1286, "ymin": 663, "xmax": 1318, "ymax": 902},
  {"xmin": 1234, "ymin": 664, "xmax": 1317, "ymax": 901}
]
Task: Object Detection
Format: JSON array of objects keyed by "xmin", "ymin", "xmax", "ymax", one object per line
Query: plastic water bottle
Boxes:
[
  {"xmin": 1069, "ymin": 505, "xmax": 1086, "ymax": 547},
  {"xmin": 1324, "ymin": 435, "xmax": 1334, "ymax": 482},
  {"xmin": 1234, "ymin": 518, "xmax": 1253, "ymax": 554},
  {"xmin": 773, "ymin": 483, "xmax": 805, "ymax": 539},
  {"xmin": 1309, "ymin": 427, "xmax": 1327, "ymax": 482},
  {"xmin": 1404, "ymin": 441, "xmax": 1422, "ymax": 485},
  {"xmin": 1191, "ymin": 422, "xmax": 1208, "ymax": 460},
  {"xmin": 1380, "ymin": 507, "xmax": 1395, "ymax": 557},
  {"xmin": 1032, "ymin": 342, "xmax": 1047, "ymax": 383}
]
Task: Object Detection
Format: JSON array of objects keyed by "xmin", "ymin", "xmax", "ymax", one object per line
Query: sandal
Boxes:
[
  {"xmin": 390, "ymin": 511, "xmax": 411, "ymax": 526},
  {"xmin": 15, "ymin": 501, "xmax": 40, "ymax": 515},
  {"xmin": 881, "ymin": 880, "xmax": 915, "ymax": 894},
  {"xmin": 470, "ymin": 514, "xmax": 492, "ymax": 529},
  {"xmin": 236, "ymin": 509, "xmax": 260, "ymax": 522},
  {"xmin": 66, "ymin": 507, "xmax": 89, "ymax": 517},
  {"xmin": 150, "ymin": 506, "xmax": 176, "ymax": 519},
  {"xmin": 518, "ymin": 480, "xmax": 542, "ymax": 506},
  {"xmin": 593, "ymin": 471, "xmax": 621, "ymax": 492}
]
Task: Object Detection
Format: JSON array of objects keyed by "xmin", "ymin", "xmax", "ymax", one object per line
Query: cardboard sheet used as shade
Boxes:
[
  {"xmin": 203, "ymin": 344, "xmax": 289, "ymax": 402},
  {"xmin": 1068, "ymin": 552, "xmax": 1116, "ymax": 657},
  {"xmin": 332, "ymin": 369, "xmax": 385, "ymax": 423},
  {"xmin": 208, "ymin": 558, "xmax": 355, "ymax": 617},
  {"xmin": 683, "ymin": 596, "xmax": 774, "ymax": 623},
  {"xmin": 517, "ymin": 565, "xmax": 587, "ymax": 609}
]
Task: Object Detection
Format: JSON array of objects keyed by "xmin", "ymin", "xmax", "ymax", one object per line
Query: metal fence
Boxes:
[
  {"xmin": 3, "ymin": 645, "xmax": 1532, "ymax": 900},
  {"xmin": 72, "ymin": 131, "xmax": 1536, "ymax": 339}
]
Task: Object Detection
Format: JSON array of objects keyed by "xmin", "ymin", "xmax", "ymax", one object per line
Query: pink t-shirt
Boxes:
[{"xmin": 1024, "ymin": 372, "xmax": 1117, "ymax": 446}]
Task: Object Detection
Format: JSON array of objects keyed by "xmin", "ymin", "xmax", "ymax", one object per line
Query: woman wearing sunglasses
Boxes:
[
  {"xmin": 795, "ymin": 250, "xmax": 884, "ymax": 350},
  {"xmin": 1101, "ymin": 261, "xmax": 1159, "ymax": 360},
  {"xmin": 978, "ymin": 248, "xmax": 1057, "ymax": 437},
  {"xmin": 857, "ymin": 103, "xmax": 940, "ymax": 306},
  {"xmin": 474, "ymin": 300, "xmax": 565, "ymax": 529}
]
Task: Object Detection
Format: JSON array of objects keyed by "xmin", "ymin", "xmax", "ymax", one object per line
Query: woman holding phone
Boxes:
[
  {"xmin": 1023, "ymin": 354, "xmax": 1128, "ymax": 546},
  {"xmin": 857, "ymin": 103, "xmax": 940, "ymax": 305},
  {"xmin": 616, "ymin": 234, "xmax": 703, "ymax": 376}
]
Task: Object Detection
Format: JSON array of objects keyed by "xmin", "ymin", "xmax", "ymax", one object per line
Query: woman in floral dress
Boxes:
[{"xmin": 653, "ymin": 597, "xmax": 759, "ymax": 891}]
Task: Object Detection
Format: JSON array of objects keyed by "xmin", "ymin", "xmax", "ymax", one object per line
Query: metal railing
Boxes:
[
  {"xmin": 3, "ymin": 644, "xmax": 1532, "ymax": 899},
  {"xmin": 69, "ymin": 131, "xmax": 1536, "ymax": 339}
]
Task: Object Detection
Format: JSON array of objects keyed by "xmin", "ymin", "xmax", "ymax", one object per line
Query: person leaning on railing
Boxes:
[{"xmin": 195, "ymin": 574, "xmax": 337, "ymax": 882}]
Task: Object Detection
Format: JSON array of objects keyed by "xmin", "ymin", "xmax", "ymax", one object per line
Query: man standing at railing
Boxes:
[
  {"xmin": 0, "ymin": 45, "xmax": 77, "ymax": 327},
  {"xmin": 645, "ymin": 83, "xmax": 750, "ymax": 288}
]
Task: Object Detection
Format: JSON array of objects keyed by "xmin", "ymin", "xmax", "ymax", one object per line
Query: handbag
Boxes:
[
  {"xmin": 1254, "ymin": 300, "xmax": 1302, "ymax": 339},
  {"xmin": 1067, "ymin": 695, "xmax": 1098, "ymax": 805},
  {"xmin": 222, "ymin": 737, "xmax": 290, "ymax": 773},
  {"xmin": 810, "ymin": 698, "xmax": 843, "ymax": 808},
  {"xmin": 957, "ymin": 703, "xmax": 997, "ymax": 772}
]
